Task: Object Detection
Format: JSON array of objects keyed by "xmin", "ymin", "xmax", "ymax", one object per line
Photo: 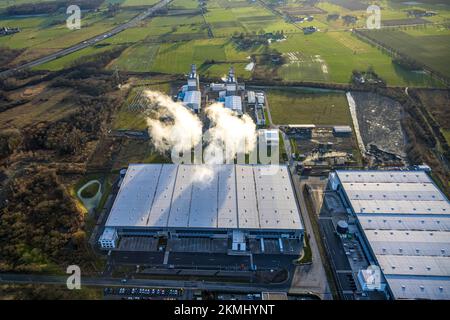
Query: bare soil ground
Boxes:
[{"xmin": 0, "ymin": 87, "xmax": 77, "ymax": 130}]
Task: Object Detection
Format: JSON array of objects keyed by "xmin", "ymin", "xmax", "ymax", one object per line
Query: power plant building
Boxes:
[
  {"xmin": 182, "ymin": 64, "xmax": 201, "ymax": 112},
  {"xmin": 224, "ymin": 67, "xmax": 242, "ymax": 115},
  {"xmin": 330, "ymin": 170, "xmax": 450, "ymax": 300},
  {"xmin": 100, "ymin": 164, "xmax": 304, "ymax": 253}
]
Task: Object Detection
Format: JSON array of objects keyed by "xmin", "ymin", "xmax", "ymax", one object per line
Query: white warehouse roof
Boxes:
[
  {"xmin": 333, "ymin": 170, "xmax": 450, "ymax": 300},
  {"xmin": 106, "ymin": 164, "xmax": 302, "ymax": 231}
]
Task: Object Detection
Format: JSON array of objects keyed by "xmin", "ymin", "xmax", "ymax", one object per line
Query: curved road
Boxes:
[{"xmin": 0, "ymin": 0, "xmax": 173, "ymax": 79}]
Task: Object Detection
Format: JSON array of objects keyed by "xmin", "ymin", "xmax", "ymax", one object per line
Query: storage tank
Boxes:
[{"xmin": 336, "ymin": 220, "xmax": 349, "ymax": 235}]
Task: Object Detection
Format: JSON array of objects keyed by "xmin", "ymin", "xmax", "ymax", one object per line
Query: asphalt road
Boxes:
[
  {"xmin": 289, "ymin": 177, "xmax": 333, "ymax": 299},
  {"xmin": 0, "ymin": 0, "xmax": 173, "ymax": 79},
  {"xmin": 0, "ymin": 273, "xmax": 290, "ymax": 293}
]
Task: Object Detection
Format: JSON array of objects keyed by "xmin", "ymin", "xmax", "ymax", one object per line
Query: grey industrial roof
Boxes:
[
  {"xmin": 224, "ymin": 95, "xmax": 242, "ymax": 114},
  {"xmin": 384, "ymin": 275, "xmax": 450, "ymax": 300},
  {"xmin": 335, "ymin": 170, "xmax": 450, "ymax": 215},
  {"xmin": 335, "ymin": 170, "xmax": 450, "ymax": 300},
  {"xmin": 365, "ymin": 230, "xmax": 450, "ymax": 257},
  {"xmin": 358, "ymin": 215, "xmax": 450, "ymax": 232},
  {"xmin": 336, "ymin": 170, "xmax": 432, "ymax": 184},
  {"xmin": 183, "ymin": 90, "xmax": 201, "ymax": 108},
  {"xmin": 106, "ymin": 164, "xmax": 302, "ymax": 231},
  {"xmin": 333, "ymin": 125, "xmax": 352, "ymax": 133},
  {"xmin": 378, "ymin": 255, "xmax": 450, "ymax": 277}
]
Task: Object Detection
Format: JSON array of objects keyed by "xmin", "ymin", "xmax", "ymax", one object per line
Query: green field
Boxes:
[
  {"xmin": 271, "ymin": 31, "xmax": 442, "ymax": 86},
  {"xmin": 359, "ymin": 27, "xmax": 450, "ymax": 79},
  {"xmin": 141, "ymin": 38, "xmax": 256, "ymax": 77},
  {"xmin": 169, "ymin": 0, "xmax": 199, "ymax": 9},
  {"xmin": 0, "ymin": 11, "xmax": 135, "ymax": 49},
  {"xmin": 267, "ymin": 89, "xmax": 352, "ymax": 125},
  {"xmin": 122, "ymin": 0, "xmax": 159, "ymax": 6},
  {"xmin": 4, "ymin": 0, "xmax": 449, "ymax": 87},
  {"xmin": 113, "ymin": 81, "xmax": 171, "ymax": 130},
  {"xmin": 205, "ymin": 0, "xmax": 297, "ymax": 37},
  {"xmin": 35, "ymin": 45, "xmax": 118, "ymax": 71},
  {"xmin": 109, "ymin": 43, "xmax": 159, "ymax": 71},
  {"xmin": 0, "ymin": 0, "xmax": 59, "ymax": 9}
]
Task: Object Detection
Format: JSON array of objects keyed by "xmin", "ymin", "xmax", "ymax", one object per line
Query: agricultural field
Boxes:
[
  {"xmin": 35, "ymin": 44, "xmax": 119, "ymax": 71},
  {"xmin": 136, "ymin": 38, "xmax": 257, "ymax": 77},
  {"xmin": 315, "ymin": 0, "xmax": 450, "ymax": 29},
  {"xmin": 0, "ymin": 10, "xmax": 135, "ymax": 64},
  {"xmin": 0, "ymin": 0, "xmax": 59, "ymax": 9},
  {"xmin": 266, "ymin": 89, "xmax": 352, "ymax": 125},
  {"xmin": 108, "ymin": 43, "xmax": 159, "ymax": 71},
  {"xmin": 358, "ymin": 26, "xmax": 450, "ymax": 79},
  {"xmin": 169, "ymin": 0, "xmax": 199, "ymax": 10},
  {"xmin": 3, "ymin": 0, "xmax": 448, "ymax": 88},
  {"xmin": 113, "ymin": 79, "xmax": 171, "ymax": 131},
  {"xmin": 101, "ymin": 13, "xmax": 208, "ymax": 45},
  {"xmin": 205, "ymin": 0, "xmax": 297, "ymax": 37},
  {"xmin": 271, "ymin": 31, "xmax": 441, "ymax": 86},
  {"xmin": 121, "ymin": 0, "xmax": 160, "ymax": 7}
]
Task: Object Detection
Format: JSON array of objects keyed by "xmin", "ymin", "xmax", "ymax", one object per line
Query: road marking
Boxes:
[{"xmin": 163, "ymin": 251, "xmax": 170, "ymax": 265}]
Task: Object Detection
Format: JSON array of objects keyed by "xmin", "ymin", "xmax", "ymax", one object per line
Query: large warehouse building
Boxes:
[
  {"xmin": 100, "ymin": 164, "xmax": 303, "ymax": 253},
  {"xmin": 329, "ymin": 169, "xmax": 450, "ymax": 300}
]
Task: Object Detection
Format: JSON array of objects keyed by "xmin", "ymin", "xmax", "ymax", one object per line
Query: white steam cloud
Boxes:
[
  {"xmin": 204, "ymin": 103, "xmax": 256, "ymax": 164},
  {"xmin": 144, "ymin": 90, "xmax": 203, "ymax": 155},
  {"xmin": 143, "ymin": 90, "xmax": 258, "ymax": 184}
]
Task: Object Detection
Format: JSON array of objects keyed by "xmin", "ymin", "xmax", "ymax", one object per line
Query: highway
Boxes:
[{"xmin": 0, "ymin": 0, "xmax": 173, "ymax": 79}]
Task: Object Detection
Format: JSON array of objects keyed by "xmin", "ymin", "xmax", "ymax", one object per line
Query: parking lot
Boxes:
[
  {"xmin": 104, "ymin": 287, "xmax": 185, "ymax": 300},
  {"xmin": 248, "ymin": 239, "xmax": 302, "ymax": 255},
  {"xmin": 118, "ymin": 237, "xmax": 159, "ymax": 252},
  {"xmin": 167, "ymin": 238, "xmax": 228, "ymax": 253}
]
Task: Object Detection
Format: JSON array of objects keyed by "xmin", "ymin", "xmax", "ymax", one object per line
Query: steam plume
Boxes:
[
  {"xmin": 143, "ymin": 90, "xmax": 257, "ymax": 183},
  {"xmin": 144, "ymin": 91, "xmax": 202, "ymax": 155}
]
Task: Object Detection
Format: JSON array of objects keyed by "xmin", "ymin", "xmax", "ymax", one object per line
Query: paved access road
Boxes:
[
  {"xmin": 0, "ymin": 0, "xmax": 173, "ymax": 79},
  {"xmin": 0, "ymin": 273, "xmax": 289, "ymax": 293}
]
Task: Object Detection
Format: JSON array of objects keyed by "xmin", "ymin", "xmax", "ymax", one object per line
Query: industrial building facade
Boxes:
[
  {"xmin": 330, "ymin": 170, "xmax": 450, "ymax": 300},
  {"xmin": 181, "ymin": 64, "xmax": 201, "ymax": 112},
  {"xmin": 100, "ymin": 164, "xmax": 304, "ymax": 253}
]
